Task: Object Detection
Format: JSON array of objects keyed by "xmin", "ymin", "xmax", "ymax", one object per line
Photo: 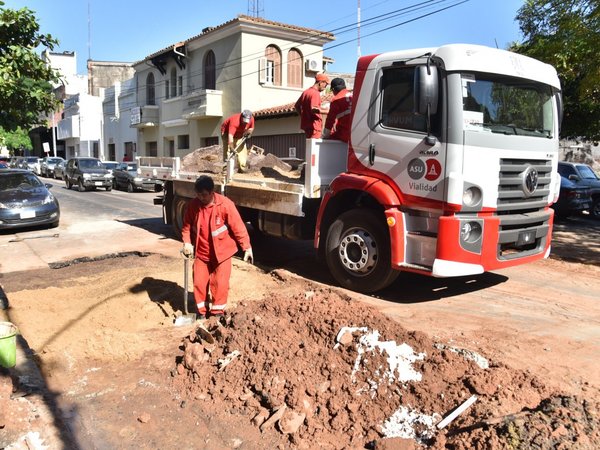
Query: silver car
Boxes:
[{"xmin": 40, "ymin": 157, "xmax": 65, "ymax": 177}]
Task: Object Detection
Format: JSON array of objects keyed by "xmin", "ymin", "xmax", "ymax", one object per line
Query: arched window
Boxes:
[
  {"xmin": 265, "ymin": 45, "xmax": 281, "ymax": 86},
  {"xmin": 146, "ymin": 73, "xmax": 155, "ymax": 105},
  {"xmin": 170, "ymin": 68, "xmax": 177, "ymax": 98},
  {"xmin": 287, "ymin": 48, "xmax": 303, "ymax": 88},
  {"xmin": 204, "ymin": 50, "xmax": 216, "ymax": 90}
]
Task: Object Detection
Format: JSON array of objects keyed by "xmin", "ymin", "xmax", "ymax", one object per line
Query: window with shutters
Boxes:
[
  {"xmin": 287, "ymin": 48, "xmax": 302, "ymax": 88},
  {"xmin": 146, "ymin": 73, "xmax": 155, "ymax": 105},
  {"xmin": 265, "ymin": 45, "xmax": 281, "ymax": 86},
  {"xmin": 170, "ymin": 68, "xmax": 177, "ymax": 98},
  {"xmin": 204, "ymin": 50, "xmax": 216, "ymax": 90}
]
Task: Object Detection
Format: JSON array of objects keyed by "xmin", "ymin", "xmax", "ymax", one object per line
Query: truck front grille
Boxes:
[{"xmin": 497, "ymin": 158, "xmax": 553, "ymax": 213}]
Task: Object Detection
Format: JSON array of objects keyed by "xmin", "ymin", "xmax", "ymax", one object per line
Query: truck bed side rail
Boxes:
[{"xmin": 136, "ymin": 156, "xmax": 181, "ymax": 180}]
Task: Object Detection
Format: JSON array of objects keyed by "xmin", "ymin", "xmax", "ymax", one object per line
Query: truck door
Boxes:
[{"xmin": 363, "ymin": 64, "xmax": 445, "ymax": 205}]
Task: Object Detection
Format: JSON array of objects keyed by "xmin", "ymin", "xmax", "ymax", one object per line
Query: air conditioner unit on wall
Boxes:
[{"xmin": 305, "ymin": 58, "xmax": 319, "ymax": 72}]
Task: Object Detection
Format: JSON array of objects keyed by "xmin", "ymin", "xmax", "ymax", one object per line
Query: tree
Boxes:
[
  {"xmin": 0, "ymin": 126, "xmax": 33, "ymax": 154},
  {"xmin": 511, "ymin": 0, "xmax": 600, "ymax": 140},
  {"xmin": 0, "ymin": 1, "xmax": 61, "ymax": 131}
]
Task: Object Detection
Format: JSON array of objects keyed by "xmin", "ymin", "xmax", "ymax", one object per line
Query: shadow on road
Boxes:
[{"xmin": 118, "ymin": 217, "xmax": 177, "ymax": 240}]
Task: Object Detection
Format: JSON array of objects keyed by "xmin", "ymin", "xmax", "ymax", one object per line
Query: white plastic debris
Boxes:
[
  {"xmin": 436, "ymin": 395, "xmax": 478, "ymax": 429},
  {"xmin": 381, "ymin": 406, "xmax": 440, "ymax": 443}
]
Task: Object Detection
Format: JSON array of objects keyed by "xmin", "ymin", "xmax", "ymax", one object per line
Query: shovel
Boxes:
[{"xmin": 174, "ymin": 253, "xmax": 197, "ymax": 327}]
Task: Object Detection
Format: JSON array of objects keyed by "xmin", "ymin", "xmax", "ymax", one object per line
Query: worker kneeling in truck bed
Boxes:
[
  {"xmin": 221, "ymin": 109, "xmax": 255, "ymax": 173},
  {"xmin": 181, "ymin": 175, "xmax": 253, "ymax": 319}
]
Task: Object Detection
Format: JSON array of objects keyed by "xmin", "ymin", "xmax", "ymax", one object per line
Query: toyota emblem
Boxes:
[{"xmin": 522, "ymin": 166, "xmax": 538, "ymax": 197}]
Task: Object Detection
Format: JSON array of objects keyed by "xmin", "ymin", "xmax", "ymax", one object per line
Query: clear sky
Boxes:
[{"xmin": 6, "ymin": 0, "xmax": 526, "ymax": 75}]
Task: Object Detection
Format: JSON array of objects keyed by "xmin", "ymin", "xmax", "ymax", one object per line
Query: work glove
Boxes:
[
  {"xmin": 243, "ymin": 131, "xmax": 252, "ymax": 138},
  {"xmin": 182, "ymin": 243, "xmax": 194, "ymax": 256},
  {"xmin": 243, "ymin": 248, "xmax": 254, "ymax": 264}
]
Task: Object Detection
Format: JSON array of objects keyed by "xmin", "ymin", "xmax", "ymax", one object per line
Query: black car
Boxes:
[
  {"xmin": 65, "ymin": 157, "xmax": 113, "ymax": 192},
  {"xmin": 0, "ymin": 169, "xmax": 60, "ymax": 230},
  {"xmin": 557, "ymin": 161, "xmax": 600, "ymax": 218},
  {"xmin": 551, "ymin": 175, "xmax": 591, "ymax": 219},
  {"xmin": 112, "ymin": 162, "xmax": 163, "ymax": 192}
]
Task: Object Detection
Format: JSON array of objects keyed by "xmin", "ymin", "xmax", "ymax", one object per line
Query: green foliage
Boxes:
[
  {"xmin": 0, "ymin": 3, "xmax": 61, "ymax": 131},
  {"xmin": 0, "ymin": 126, "xmax": 33, "ymax": 152},
  {"xmin": 511, "ymin": 0, "xmax": 600, "ymax": 140}
]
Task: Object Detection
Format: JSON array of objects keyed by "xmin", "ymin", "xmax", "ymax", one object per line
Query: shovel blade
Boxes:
[{"xmin": 174, "ymin": 314, "xmax": 196, "ymax": 327}]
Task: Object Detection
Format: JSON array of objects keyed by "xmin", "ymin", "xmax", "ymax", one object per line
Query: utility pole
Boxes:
[{"xmin": 357, "ymin": 0, "xmax": 361, "ymax": 59}]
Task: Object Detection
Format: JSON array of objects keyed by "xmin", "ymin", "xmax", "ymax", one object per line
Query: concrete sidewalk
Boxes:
[{"xmin": 0, "ymin": 219, "xmax": 181, "ymax": 274}]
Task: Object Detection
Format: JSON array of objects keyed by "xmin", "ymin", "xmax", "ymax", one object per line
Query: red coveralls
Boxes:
[
  {"xmin": 294, "ymin": 86, "xmax": 323, "ymax": 138},
  {"xmin": 324, "ymin": 89, "xmax": 353, "ymax": 143},
  {"xmin": 181, "ymin": 193, "xmax": 251, "ymax": 316}
]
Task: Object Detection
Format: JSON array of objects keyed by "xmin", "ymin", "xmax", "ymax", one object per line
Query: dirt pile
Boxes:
[
  {"xmin": 173, "ymin": 285, "xmax": 600, "ymax": 449},
  {"xmin": 180, "ymin": 145, "xmax": 224, "ymax": 174}
]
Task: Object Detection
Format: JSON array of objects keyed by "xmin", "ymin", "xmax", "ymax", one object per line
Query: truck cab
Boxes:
[{"xmin": 317, "ymin": 44, "xmax": 562, "ymax": 292}]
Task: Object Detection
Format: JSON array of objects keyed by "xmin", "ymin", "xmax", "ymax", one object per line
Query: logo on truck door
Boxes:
[{"xmin": 407, "ymin": 158, "xmax": 442, "ymax": 192}]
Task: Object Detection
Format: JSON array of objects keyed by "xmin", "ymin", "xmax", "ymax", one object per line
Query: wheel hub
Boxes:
[{"xmin": 338, "ymin": 229, "xmax": 377, "ymax": 275}]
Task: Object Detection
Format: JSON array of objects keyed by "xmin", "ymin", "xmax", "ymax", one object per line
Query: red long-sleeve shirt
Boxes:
[{"xmin": 324, "ymin": 89, "xmax": 353, "ymax": 143}]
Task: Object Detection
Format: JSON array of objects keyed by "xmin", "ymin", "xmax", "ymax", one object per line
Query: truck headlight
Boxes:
[
  {"xmin": 463, "ymin": 186, "xmax": 482, "ymax": 208},
  {"xmin": 83, "ymin": 173, "xmax": 91, "ymax": 179}
]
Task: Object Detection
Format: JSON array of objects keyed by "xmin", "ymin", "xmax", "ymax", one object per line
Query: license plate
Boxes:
[
  {"xmin": 517, "ymin": 230, "xmax": 536, "ymax": 246},
  {"xmin": 20, "ymin": 210, "xmax": 35, "ymax": 219},
  {"xmin": 94, "ymin": 181, "xmax": 103, "ymax": 186}
]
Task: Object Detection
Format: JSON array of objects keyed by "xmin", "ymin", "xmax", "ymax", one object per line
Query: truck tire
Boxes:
[
  {"xmin": 78, "ymin": 179, "xmax": 86, "ymax": 192},
  {"xmin": 65, "ymin": 178, "xmax": 72, "ymax": 189},
  {"xmin": 127, "ymin": 182, "xmax": 134, "ymax": 193},
  {"xmin": 172, "ymin": 195, "xmax": 189, "ymax": 239},
  {"xmin": 325, "ymin": 209, "xmax": 398, "ymax": 293}
]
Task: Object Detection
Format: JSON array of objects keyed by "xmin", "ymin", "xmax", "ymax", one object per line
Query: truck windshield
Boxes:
[{"xmin": 461, "ymin": 73, "xmax": 554, "ymax": 138}]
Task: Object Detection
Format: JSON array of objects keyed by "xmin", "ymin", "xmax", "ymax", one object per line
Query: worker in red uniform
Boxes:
[
  {"xmin": 294, "ymin": 73, "xmax": 329, "ymax": 138},
  {"xmin": 181, "ymin": 175, "xmax": 253, "ymax": 319},
  {"xmin": 322, "ymin": 78, "xmax": 352, "ymax": 143},
  {"xmin": 221, "ymin": 109, "xmax": 255, "ymax": 172}
]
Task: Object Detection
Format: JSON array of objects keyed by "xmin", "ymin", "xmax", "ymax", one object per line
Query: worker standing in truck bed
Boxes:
[
  {"xmin": 294, "ymin": 73, "xmax": 329, "ymax": 138},
  {"xmin": 221, "ymin": 109, "xmax": 254, "ymax": 172},
  {"xmin": 322, "ymin": 77, "xmax": 352, "ymax": 143}
]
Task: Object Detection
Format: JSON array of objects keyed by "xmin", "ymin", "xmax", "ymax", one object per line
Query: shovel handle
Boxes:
[{"xmin": 183, "ymin": 255, "xmax": 190, "ymax": 315}]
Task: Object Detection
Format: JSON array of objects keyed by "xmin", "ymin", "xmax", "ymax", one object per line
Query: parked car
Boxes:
[
  {"xmin": 112, "ymin": 162, "xmax": 164, "ymax": 193},
  {"xmin": 551, "ymin": 175, "xmax": 591, "ymax": 218},
  {"xmin": 0, "ymin": 169, "xmax": 60, "ymax": 230},
  {"xmin": 0, "ymin": 161, "xmax": 8, "ymax": 169},
  {"xmin": 557, "ymin": 161, "xmax": 600, "ymax": 218},
  {"xmin": 65, "ymin": 157, "xmax": 113, "ymax": 192},
  {"xmin": 40, "ymin": 157, "xmax": 65, "ymax": 177},
  {"xmin": 53, "ymin": 160, "xmax": 67, "ymax": 180},
  {"xmin": 18, "ymin": 156, "xmax": 41, "ymax": 172},
  {"xmin": 102, "ymin": 161, "xmax": 119, "ymax": 175}
]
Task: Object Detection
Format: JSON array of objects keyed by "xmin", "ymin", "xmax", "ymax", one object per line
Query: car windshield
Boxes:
[
  {"xmin": 576, "ymin": 165, "xmax": 599, "ymax": 180},
  {"xmin": 26, "ymin": 157, "xmax": 39, "ymax": 163},
  {"xmin": 126, "ymin": 163, "xmax": 138, "ymax": 171},
  {"xmin": 462, "ymin": 73, "xmax": 555, "ymax": 138},
  {"xmin": 48, "ymin": 158, "xmax": 62, "ymax": 163},
  {"xmin": 79, "ymin": 159, "xmax": 104, "ymax": 169},
  {"xmin": 0, "ymin": 173, "xmax": 43, "ymax": 190},
  {"xmin": 103, "ymin": 162, "xmax": 119, "ymax": 169}
]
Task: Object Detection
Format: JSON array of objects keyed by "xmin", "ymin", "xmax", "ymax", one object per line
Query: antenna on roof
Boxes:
[{"xmin": 247, "ymin": 0, "xmax": 264, "ymax": 17}]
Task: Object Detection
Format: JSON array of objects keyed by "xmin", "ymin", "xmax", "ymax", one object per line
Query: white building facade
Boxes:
[
  {"xmin": 102, "ymin": 78, "xmax": 138, "ymax": 161},
  {"xmin": 57, "ymin": 93, "xmax": 103, "ymax": 159}
]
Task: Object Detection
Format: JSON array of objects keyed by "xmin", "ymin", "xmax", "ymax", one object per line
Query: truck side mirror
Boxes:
[
  {"xmin": 555, "ymin": 91, "xmax": 563, "ymax": 134},
  {"xmin": 414, "ymin": 64, "xmax": 439, "ymax": 115}
]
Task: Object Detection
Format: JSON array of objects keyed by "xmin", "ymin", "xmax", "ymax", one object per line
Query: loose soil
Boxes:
[{"xmin": 1, "ymin": 217, "xmax": 599, "ymax": 449}]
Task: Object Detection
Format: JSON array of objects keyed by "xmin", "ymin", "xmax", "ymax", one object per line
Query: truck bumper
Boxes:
[{"xmin": 433, "ymin": 209, "xmax": 553, "ymax": 276}]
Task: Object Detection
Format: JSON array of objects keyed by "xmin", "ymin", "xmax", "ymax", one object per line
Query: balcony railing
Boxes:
[
  {"xmin": 57, "ymin": 115, "xmax": 80, "ymax": 140},
  {"xmin": 130, "ymin": 105, "xmax": 159, "ymax": 128},
  {"xmin": 161, "ymin": 89, "xmax": 223, "ymax": 123}
]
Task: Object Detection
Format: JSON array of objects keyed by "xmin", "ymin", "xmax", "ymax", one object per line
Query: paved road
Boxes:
[{"xmin": 0, "ymin": 182, "xmax": 180, "ymax": 274}]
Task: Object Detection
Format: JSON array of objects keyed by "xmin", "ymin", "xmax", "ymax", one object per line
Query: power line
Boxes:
[{"xmin": 97, "ymin": 0, "xmax": 469, "ymax": 103}]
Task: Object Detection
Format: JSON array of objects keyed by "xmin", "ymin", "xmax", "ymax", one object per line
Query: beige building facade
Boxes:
[{"xmin": 130, "ymin": 15, "xmax": 334, "ymax": 159}]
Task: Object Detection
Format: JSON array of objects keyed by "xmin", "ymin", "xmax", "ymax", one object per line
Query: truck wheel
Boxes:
[
  {"xmin": 172, "ymin": 195, "xmax": 189, "ymax": 239},
  {"xmin": 66, "ymin": 178, "xmax": 72, "ymax": 189},
  {"xmin": 591, "ymin": 198, "xmax": 600, "ymax": 219},
  {"xmin": 127, "ymin": 182, "xmax": 134, "ymax": 193},
  {"xmin": 106, "ymin": 185, "xmax": 112, "ymax": 192},
  {"xmin": 78, "ymin": 179, "xmax": 86, "ymax": 192},
  {"xmin": 325, "ymin": 209, "xmax": 398, "ymax": 293}
]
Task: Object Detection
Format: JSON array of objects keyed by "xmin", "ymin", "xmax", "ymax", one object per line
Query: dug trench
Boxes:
[{"xmin": 1, "ymin": 224, "xmax": 600, "ymax": 448}]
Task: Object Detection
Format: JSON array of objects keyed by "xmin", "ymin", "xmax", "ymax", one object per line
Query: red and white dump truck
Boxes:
[{"xmin": 139, "ymin": 44, "xmax": 562, "ymax": 293}]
